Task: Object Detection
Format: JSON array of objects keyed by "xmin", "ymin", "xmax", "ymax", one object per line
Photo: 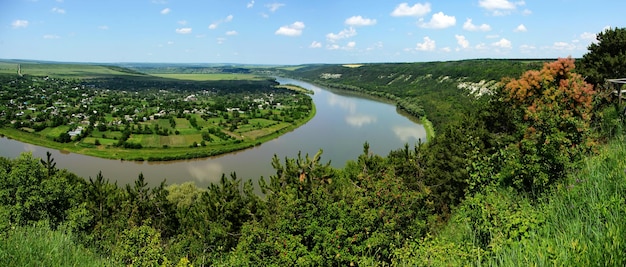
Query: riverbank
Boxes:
[{"xmin": 0, "ymin": 103, "xmax": 316, "ymax": 162}]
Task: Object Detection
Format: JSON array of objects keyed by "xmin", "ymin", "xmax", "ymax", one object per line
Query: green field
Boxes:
[
  {"xmin": 152, "ymin": 73, "xmax": 265, "ymax": 81},
  {"xmin": 0, "ymin": 61, "xmax": 144, "ymax": 78}
]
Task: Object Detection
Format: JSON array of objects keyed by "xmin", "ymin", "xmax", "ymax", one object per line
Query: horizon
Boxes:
[{"xmin": 1, "ymin": 0, "xmax": 624, "ymax": 65}]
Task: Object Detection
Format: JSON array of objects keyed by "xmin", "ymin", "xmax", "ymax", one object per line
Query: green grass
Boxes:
[
  {"xmin": 151, "ymin": 73, "xmax": 264, "ymax": 81},
  {"xmin": 0, "ymin": 223, "xmax": 117, "ymax": 266},
  {"xmin": 393, "ymin": 136, "xmax": 626, "ymax": 266},
  {"xmin": 485, "ymin": 137, "xmax": 626, "ymax": 266},
  {"xmin": 0, "ymin": 61, "xmax": 142, "ymax": 78}
]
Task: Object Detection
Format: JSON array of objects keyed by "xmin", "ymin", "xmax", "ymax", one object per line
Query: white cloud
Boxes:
[
  {"xmin": 208, "ymin": 15, "xmax": 234, "ymax": 29},
  {"xmin": 345, "ymin": 16, "xmax": 377, "ymax": 26},
  {"xmin": 11, "ymin": 20, "xmax": 29, "ymax": 28},
  {"xmin": 479, "ymin": 0, "xmax": 516, "ymax": 10},
  {"xmin": 419, "ymin": 12, "xmax": 456, "ymax": 29},
  {"xmin": 522, "ymin": 9, "xmax": 532, "ymax": 15},
  {"xmin": 326, "ymin": 27, "xmax": 357, "ymax": 42},
  {"xmin": 275, "ymin": 21, "xmax": 305, "ymax": 37},
  {"xmin": 514, "ymin": 24, "xmax": 527, "ymax": 32},
  {"xmin": 492, "ymin": 38, "xmax": 512, "ymax": 48},
  {"xmin": 455, "ymin": 34, "xmax": 469, "ymax": 49},
  {"xmin": 160, "ymin": 8, "xmax": 171, "ymax": 15},
  {"xmin": 217, "ymin": 37, "xmax": 226, "ymax": 44},
  {"xmin": 391, "ymin": 2, "xmax": 431, "ymax": 17},
  {"xmin": 463, "ymin": 18, "xmax": 491, "ymax": 31},
  {"xmin": 310, "ymin": 41, "xmax": 322, "ymax": 48},
  {"xmin": 247, "ymin": 0, "xmax": 255, "ymax": 8},
  {"xmin": 266, "ymin": 3, "xmax": 285, "ymax": 12},
  {"xmin": 416, "ymin": 36, "xmax": 436, "ymax": 51},
  {"xmin": 441, "ymin": 47, "xmax": 451, "ymax": 52},
  {"xmin": 580, "ymin": 32, "xmax": 596, "ymax": 42},
  {"xmin": 175, "ymin": 27, "xmax": 192, "ymax": 34},
  {"xmin": 346, "ymin": 41, "xmax": 356, "ymax": 49},
  {"xmin": 553, "ymin": 41, "xmax": 575, "ymax": 50},
  {"xmin": 178, "ymin": 20, "xmax": 187, "ymax": 25},
  {"xmin": 486, "ymin": 34, "xmax": 500, "ymax": 39},
  {"xmin": 51, "ymin": 7, "xmax": 65, "ymax": 14},
  {"xmin": 43, "ymin": 34, "xmax": 60, "ymax": 39},
  {"xmin": 479, "ymin": 0, "xmax": 525, "ymax": 15},
  {"xmin": 226, "ymin": 30, "xmax": 238, "ymax": 36},
  {"xmin": 98, "ymin": 25, "xmax": 109, "ymax": 30}
]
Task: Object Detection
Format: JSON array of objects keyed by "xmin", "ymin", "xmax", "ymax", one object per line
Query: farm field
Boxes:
[{"xmin": 0, "ymin": 61, "xmax": 315, "ymax": 161}]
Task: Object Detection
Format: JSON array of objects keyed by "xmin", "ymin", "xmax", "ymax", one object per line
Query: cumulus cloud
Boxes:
[
  {"xmin": 345, "ymin": 16, "xmax": 377, "ymax": 26},
  {"xmin": 514, "ymin": 24, "xmax": 527, "ymax": 32},
  {"xmin": 178, "ymin": 20, "xmax": 187, "ymax": 25},
  {"xmin": 391, "ymin": 2, "xmax": 431, "ymax": 17},
  {"xmin": 247, "ymin": 0, "xmax": 255, "ymax": 8},
  {"xmin": 463, "ymin": 18, "xmax": 491, "ymax": 31},
  {"xmin": 275, "ymin": 21, "xmax": 305, "ymax": 36},
  {"xmin": 310, "ymin": 41, "xmax": 322, "ymax": 48},
  {"xmin": 11, "ymin": 19, "xmax": 29, "ymax": 28},
  {"xmin": 51, "ymin": 7, "xmax": 65, "ymax": 14},
  {"xmin": 416, "ymin": 36, "xmax": 436, "ymax": 51},
  {"xmin": 98, "ymin": 25, "xmax": 109, "ymax": 30},
  {"xmin": 455, "ymin": 34, "xmax": 469, "ymax": 49},
  {"xmin": 326, "ymin": 27, "xmax": 357, "ymax": 42},
  {"xmin": 346, "ymin": 41, "xmax": 356, "ymax": 49},
  {"xmin": 226, "ymin": 30, "xmax": 238, "ymax": 36},
  {"xmin": 175, "ymin": 27, "xmax": 192, "ymax": 34},
  {"xmin": 160, "ymin": 8, "xmax": 171, "ymax": 15},
  {"xmin": 479, "ymin": 0, "xmax": 525, "ymax": 15},
  {"xmin": 419, "ymin": 12, "xmax": 456, "ymax": 29},
  {"xmin": 266, "ymin": 3, "xmax": 285, "ymax": 12},
  {"xmin": 492, "ymin": 38, "xmax": 512, "ymax": 48},
  {"xmin": 43, "ymin": 34, "xmax": 60, "ymax": 39}
]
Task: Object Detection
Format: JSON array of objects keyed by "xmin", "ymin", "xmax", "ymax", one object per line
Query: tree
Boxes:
[
  {"xmin": 500, "ymin": 58, "xmax": 595, "ymax": 192},
  {"xmin": 579, "ymin": 27, "xmax": 626, "ymax": 87}
]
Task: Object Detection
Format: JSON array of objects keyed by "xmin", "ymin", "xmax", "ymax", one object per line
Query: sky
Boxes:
[{"xmin": 1, "ymin": 0, "xmax": 624, "ymax": 65}]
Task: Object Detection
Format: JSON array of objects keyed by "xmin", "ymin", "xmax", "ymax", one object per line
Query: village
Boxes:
[{"xmin": 0, "ymin": 73, "xmax": 313, "ymax": 154}]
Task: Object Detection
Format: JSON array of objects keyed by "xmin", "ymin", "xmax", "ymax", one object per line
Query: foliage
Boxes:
[
  {"xmin": 579, "ymin": 27, "xmax": 626, "ymax": 87},
  {"xmin": 0, "ymin": 223, "xmax": 118, "ymax": 267},
  {"xmin": 499, "ymin": 58, "xmax": 596, "ymax": 192}
]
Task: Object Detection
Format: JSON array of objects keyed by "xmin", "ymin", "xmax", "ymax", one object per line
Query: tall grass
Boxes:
[
  {"xmin": 487, "ymin": 137, "xmax": 626, "ymax": 266},
  {"xmin": 0, "ymin": 223, "xmax": 117, "ymax": 266}
]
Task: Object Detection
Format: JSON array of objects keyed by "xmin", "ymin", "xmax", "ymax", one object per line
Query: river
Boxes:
[{"xmin": 0, "ymin": 78, "xmax": 426, "ymax": 188}]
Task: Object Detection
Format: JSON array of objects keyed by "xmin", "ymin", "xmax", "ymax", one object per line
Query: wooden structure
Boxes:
[{"xmin": 608, "ymin": 78, "xmax": 626, "ymax": 105}]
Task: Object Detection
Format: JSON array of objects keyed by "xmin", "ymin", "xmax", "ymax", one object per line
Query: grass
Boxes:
[
  {"xmin": 0, "ymin": 61, "xmax": 141, "ymax": 78},
  {"xmin": 0, "ymin": 223, "xmax": 117, "ymax": 266},
  {"xmin": 420, "ymin": 116, "xmax": 435, "ymax": 141},
  {"xmin": 395, "ymin": 136, "xmax": 626, "ymax": 266},
  {"xmin": 151, "ymin": 73, "xmax": 264, "ymax": 81},
  {"xmin": 485, "ymin": 137, "xmax": 626, "ymax": 266}
]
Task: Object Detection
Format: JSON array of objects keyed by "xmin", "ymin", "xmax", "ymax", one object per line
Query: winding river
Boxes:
[{"xmin": 0, "ymin": 78, "xmax": 426, "ymax": 188}]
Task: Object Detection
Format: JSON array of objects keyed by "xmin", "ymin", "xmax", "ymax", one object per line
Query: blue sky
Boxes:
[{"xmin": 1, "ymin": 0, "xmax": 624, "ymax": 64}]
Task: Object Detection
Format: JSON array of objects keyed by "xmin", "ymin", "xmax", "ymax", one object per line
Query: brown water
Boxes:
[{"xmin": 0, "ymin": 78, "xmax": 426, "ymax": 188}]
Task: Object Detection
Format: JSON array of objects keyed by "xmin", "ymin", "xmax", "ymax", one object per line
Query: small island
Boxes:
[{"xmin": 0, "ymin": 62, "xmax": 315, "ymax": 161}]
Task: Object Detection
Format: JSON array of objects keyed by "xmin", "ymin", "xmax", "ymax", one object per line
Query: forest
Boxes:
[{"xmin": 1, "ymin": 27, "xmax": 626, "ymax": 266}]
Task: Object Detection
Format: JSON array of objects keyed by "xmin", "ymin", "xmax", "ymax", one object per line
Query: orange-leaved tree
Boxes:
[{"xmin": 500, "ymin": 57, "xmax": 595, "ymax": 192}]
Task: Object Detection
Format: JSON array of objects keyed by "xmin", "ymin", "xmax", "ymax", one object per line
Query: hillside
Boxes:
[
  {"xmin": 281, "ymin": 59, "xmax": 548, "ymax": 129},
  {"xmin": 0, "ymin": 57, "xmax": 624, "ymax": 266}
]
